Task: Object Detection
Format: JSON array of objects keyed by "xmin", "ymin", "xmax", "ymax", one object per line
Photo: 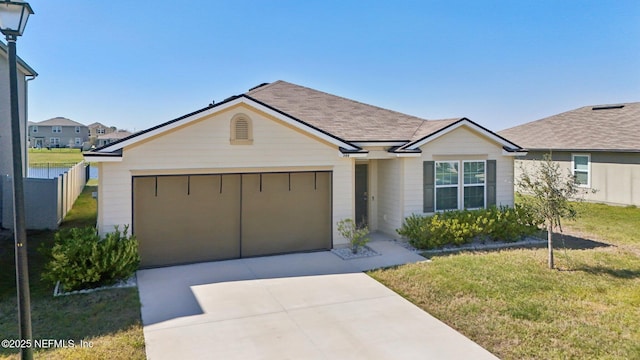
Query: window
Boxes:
[
  {"xmin": 52, "ymin": 126, "xmax": 62, "ymax": 133},
  {"xmin": 230, "ymin": 114, "xmax": 253, "ymax": 144},
  {"xmin": 433, "ymin": 160, "xmax": 486, "ymax": 211},
  {"xmin": 97, "ymin": 128, "xmax": 105, "ymax": 135},
  {"xmin": 463, "ymin": 161, "xmax": 485, "ymax": 208},
  {"xmin": 435, "ymin": 162, "xmax": 459, "ymax": 211},
  {"xmin": 32, "ymin": 126, "xmax": 38, "ymax": 133},
  {"xmin": 75, "ymin": 126, "xmax": 81, "ymax": 133},
  {"xmin": 50, "ymin": 137, "xmax": 60, "ymax": 146},
  {"xmin": 572, "ymin": 154, "xmax": 590, "ymax": 187},
  {"xmin": 75, "ymin": 138, "xmax": 82, "ymax": 145}
]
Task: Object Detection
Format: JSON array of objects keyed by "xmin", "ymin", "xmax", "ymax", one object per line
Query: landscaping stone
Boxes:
[
  {"xmin": 53, "ymin": 275, "xmax": 137, "ymax": 297},
  {"xmin": 421, "ymin": 236, "xmax": 546, "ymax": 255},
  {"xmin": 331, "ymin": 245, "xmax": 380, "ymax": 260}
]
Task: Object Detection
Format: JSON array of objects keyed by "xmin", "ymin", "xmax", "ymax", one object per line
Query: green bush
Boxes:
[
  {"xmin": 42, "ymin": 225, "xmax": 140, "ymax": 292},
  {"xmin": 397, "ymin": 205, "xmax": 542, "ymax": 249}
]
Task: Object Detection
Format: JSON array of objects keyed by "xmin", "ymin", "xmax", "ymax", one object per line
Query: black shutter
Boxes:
[
  {"xmin": 423, "ymin": 161, "xmax": 435, "ymax": 212},
  {"xmin": 487, "ymin": 160, "xmax": 496, "ymax": 207}
]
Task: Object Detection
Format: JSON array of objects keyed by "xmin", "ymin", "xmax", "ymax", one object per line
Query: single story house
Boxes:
[
  {"xmin": 28, "ymin": 117, "xmax": 89, "ymax": 149},
  {"xmin": 96, "ymin": 130, "xmax": 133, "ymax": 147},
  {"xmin": 85, "ymin": 80, "xmax": 525, "ymax": 267},
  {"xmin": 499, "ymin": 102, "xmax": 640, "ymax": 207},
  {"xmin": 1, "ymin": 40, "xmax": 37, "ymax": 229}
]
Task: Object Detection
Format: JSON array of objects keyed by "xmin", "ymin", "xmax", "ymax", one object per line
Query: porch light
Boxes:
[{"xmin": 0, "ymin": 0, "xmax": 33, "ymax": 37}]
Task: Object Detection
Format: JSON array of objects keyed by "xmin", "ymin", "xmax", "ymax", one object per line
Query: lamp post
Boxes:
[{"xmin": 0, "ymin": 1, "xmax": 34, "ymax": 359}]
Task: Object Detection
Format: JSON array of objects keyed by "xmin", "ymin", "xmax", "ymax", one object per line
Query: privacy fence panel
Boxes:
[{"xmin": 2, "ymin": 161, "xmax": 88, "ymax": 230}]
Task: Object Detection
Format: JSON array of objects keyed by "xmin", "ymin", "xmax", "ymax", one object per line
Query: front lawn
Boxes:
[
  {"xmin": 28, "ymin": 148, "xmax": 84, "ymax": 165},
  {"xmin": 0, "ymin": 186, "xmax": 145, "ymax": 360},
  {"xmin": 370, "ymin": 202, "xmax": 640, "ymax": 360}
]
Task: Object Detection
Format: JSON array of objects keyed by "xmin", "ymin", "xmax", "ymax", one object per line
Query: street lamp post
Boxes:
[{"xmin": 0, "ymin": 1, "xmax": 34, "ymax": 359}]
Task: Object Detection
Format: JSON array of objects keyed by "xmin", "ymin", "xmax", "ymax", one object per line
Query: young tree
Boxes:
[{"xmin": 517, "ymin": 153, "xmax": 586, "ymax": 269}]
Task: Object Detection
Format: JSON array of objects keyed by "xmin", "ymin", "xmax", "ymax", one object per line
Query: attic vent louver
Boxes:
[{"xmin": 592, "ymin": 105, "xmax": 624, "ymax": 110}]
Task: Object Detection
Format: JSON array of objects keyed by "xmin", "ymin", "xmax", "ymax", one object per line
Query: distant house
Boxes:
[
  {"xmin": 499, "ymin": 102, "xmax": 640, "ymax": 206},
  {"xmin": 96, "ymin": 130, "xmax": 133, "ymax": 147},
  {"xmin": 28, "ymin": 117, "xmax": 90, "ymax": 149},
  {"xmin": 88, "ymin": 122, "xmax": 116, "ymax": 146},
  {"xmin": 1, "ymin": 40, "xmax": 38, "ymax": 228}
]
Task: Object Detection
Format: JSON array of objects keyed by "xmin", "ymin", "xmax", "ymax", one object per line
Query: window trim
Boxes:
[
  {"xmin": 32, "ymin": 126, "xmax": 38, "ymax": 133},
  {"xmin": 52, "ymin": 126, "xmax": 62, "ymax": 133},
  {"xmin": 74, "ymin": 137, "xmax": 82, "ymax": 145},
  {"xmin": 50, "ymin": 137, "xmax": 60, "ymax": 146},
  {"xmin": 571, "ymin": 153, "xmax": 591, "ymax": 188},
  {"xmin": 75, "ymin": 126, "xmax": 81, "ymax": 133},
  {"xmin": 230, "ymin": 113, "xmax": 253, "ymax": 145}
]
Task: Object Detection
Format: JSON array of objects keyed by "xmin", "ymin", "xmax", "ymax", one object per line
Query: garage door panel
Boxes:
[
  {"xmin": 241, "ymin": 172, "xmax": 331, "ymax": 257},
  {"xmin": 186, "ymin": 175, "xmax": 241, "ymax": 262},
  {"xmin": 133, "ymin": 175, "xmax": 241, "ymax": 267},
  {"xmin": 134, "ymin": 171, "xmax": 331, "ymax": 267}
]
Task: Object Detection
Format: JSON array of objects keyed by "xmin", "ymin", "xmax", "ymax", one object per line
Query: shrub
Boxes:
[
  {"xmin": 42, "ymin": 225, "xmax": 140, "ymax": 292},
  {"xmin": 337, "ymin": 219, "xmax": 370, "ymax": 254},
  {"xmin": 397, "ymin": 205, "xmax": 543, "ymax": 250}
]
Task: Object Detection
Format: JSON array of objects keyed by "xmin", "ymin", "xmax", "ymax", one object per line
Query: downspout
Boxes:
[{"xmin": 24, "ymin": 74, "xmax": 36, "ymax": 175}]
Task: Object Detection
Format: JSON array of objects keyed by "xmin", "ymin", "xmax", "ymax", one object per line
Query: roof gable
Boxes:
[
  {"xmin": 499, "ymin": 102, "xmax": 640, "ymax": 152},
  {"xmin": 93, "ymin": 96, "xmax": 360, "ymax": 153},
  {"xmin": 401, "ymin": 118, "xmax": 521, "ymax": 151}
]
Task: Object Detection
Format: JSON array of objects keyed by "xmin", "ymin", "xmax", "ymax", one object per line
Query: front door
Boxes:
[{"xmin": 355, "ymin": 164, "xmax": 368, "ymax": 227}]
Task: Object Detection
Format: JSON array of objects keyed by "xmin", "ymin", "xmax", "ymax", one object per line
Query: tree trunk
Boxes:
[{"xmin": 547, "ymin": 223, "xmax": 554, "ymax": 269}]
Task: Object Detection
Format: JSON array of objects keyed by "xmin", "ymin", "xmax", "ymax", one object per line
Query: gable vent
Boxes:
[
  {"xmin": 235, "ymin": 119, "xmax": 249, "ymax": 140},
  {"xmin": 592, "ymin": 105, "xmax": 624, "ymax": 110}
]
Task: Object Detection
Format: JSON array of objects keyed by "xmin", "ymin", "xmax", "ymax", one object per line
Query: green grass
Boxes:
[
  {"xmin": 28, "ymin": 148, "xmax": 84, "ymax": 165},
  {"xmin": 0, "ymin": 186, "xmax": 145, "ymax": 359},
  {"xmin": 370, "ymin": 202, "xmax": 640, "ymax": 360},
  {"xmin": 564, "ymin": 202, "xmax": 640, "ymax": 249}
]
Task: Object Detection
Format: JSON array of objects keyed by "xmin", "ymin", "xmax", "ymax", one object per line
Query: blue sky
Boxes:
[{"xmin": 13, "ymin": 0, "xmax": 640, "ymax": 132}]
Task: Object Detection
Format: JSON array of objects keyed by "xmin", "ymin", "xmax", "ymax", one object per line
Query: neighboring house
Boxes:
[
  {"xmin": 28, "ymin": 117, "xmax": 89, "ymax": 149},
  {"xmin": 96, "ymin": 130, "xmax": 133, "ymax": 147},
  {"xmin": 85, "ymin": 80, "xmax": 525, "ymax": 267},
  {"xmin": 87, "ymin": 122, "xmax": 116, "ymax": 146},
  {"xmin": 0, "ymin": 41, "xmax": 38, "ymax": 229},
  {"xmin": 499, "ymin": 102, "xmax": 640, "ymax": 206}
]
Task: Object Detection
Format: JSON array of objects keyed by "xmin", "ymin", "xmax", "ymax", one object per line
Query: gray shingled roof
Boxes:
[
  {"xmin": 36, "ymin": 117, "xmax": 86, "ymax": 127},
  {"xmin": 247, "ymin": 80, "xmax": 457, "ymax": 142},
  {"xmin": 499, "ymin": 102, "xmax": 640, "ymax": 152}
]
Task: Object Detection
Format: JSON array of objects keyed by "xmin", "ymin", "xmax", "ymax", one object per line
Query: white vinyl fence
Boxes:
[{"xmin": 2, "ymin": 161, "xmax": 88, "ymax": 230}]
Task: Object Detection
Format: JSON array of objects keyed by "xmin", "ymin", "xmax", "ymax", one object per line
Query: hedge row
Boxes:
[
  {"xmin": 42, "ymin": 225, "xmax": 140, "ymax": 292},
  {"xmin": 397, "ymin": 205, "xmax": 543, "ymax": 249}
]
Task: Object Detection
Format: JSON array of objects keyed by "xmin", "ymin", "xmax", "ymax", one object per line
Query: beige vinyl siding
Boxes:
[
  {"xmin": 418, "ymin": 127, "xmax": 513, "ymax": 211},
  {"xmin": 376, "ymin": 159, "xmax": 403, "ymax": 236},
  {"xmin": 516, "ymin": 151, "xmax": 640, "ymax": 206},
  {"xmin": 402, "ymin": 157, "xmax": 423, "ymax": 216},
  {"xmin": 97, "ymin": 104, "xmax": 353, "ymax": 246}
]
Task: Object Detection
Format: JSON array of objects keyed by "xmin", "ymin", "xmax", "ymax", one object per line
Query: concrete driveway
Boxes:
[{"xmin": 137, "ymin": 237, "xmax": 498, "ymax": 359}]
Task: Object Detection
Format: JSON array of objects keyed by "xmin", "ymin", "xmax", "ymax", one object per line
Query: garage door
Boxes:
[{"xmin": 133, "ymin": 171, "xmax": 331, "ymax": 267}]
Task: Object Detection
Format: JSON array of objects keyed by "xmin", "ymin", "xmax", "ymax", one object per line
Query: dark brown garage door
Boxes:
[{"xmin": 133, "ymin": 171, "xmax": 331, "ymax": 267}]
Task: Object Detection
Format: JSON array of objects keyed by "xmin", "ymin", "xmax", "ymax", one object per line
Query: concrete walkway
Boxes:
[{"xmin": 137, "ymin": 233, "xmax": 498, "ymax": 359}]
